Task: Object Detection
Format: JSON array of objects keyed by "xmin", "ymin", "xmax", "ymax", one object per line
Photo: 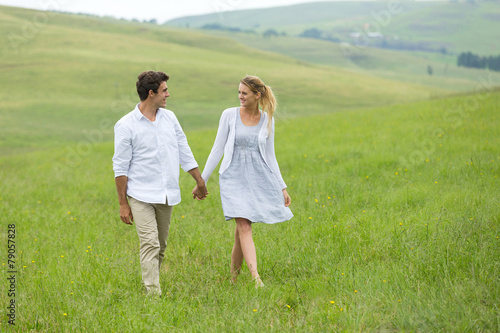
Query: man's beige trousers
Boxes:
[{"xmin": 128, "ymin": 196, "xmax": 173, "ymax": 296}]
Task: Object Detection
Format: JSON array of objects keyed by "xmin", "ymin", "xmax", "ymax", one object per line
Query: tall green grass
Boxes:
[{"xmin": 1, "ymin": 90, "xmax": 498, "ymax": 331}]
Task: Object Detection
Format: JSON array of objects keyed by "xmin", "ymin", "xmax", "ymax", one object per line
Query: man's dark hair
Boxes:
[{"xmin": 136, "ymin": 71, "xmax": 169, "ymax": 101}]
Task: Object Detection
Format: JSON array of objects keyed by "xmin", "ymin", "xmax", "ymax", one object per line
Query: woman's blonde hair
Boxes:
[{"xmin": 240, "ymin": 75, "xmax": 277, "ymax": 133}]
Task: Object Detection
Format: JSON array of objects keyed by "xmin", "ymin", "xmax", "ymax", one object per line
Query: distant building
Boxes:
[
  {"xmin": 349, "ymin": 31, "xmax": 383, "ymax": 39},
  {"xmin": 367, "ymin": 32, "xmax": 383, "ymax": 38}
]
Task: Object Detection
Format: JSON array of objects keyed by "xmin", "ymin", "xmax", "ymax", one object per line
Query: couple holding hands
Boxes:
[{"xmin": 112, "ymin": 71, "xmax": 293, "ymax": 296}]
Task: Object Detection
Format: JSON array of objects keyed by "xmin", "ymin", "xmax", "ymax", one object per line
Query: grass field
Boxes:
[
  {"xmin": 1, "ymin": 88, "xmax": 498, "ymax": 331},
  {"xmin": 1, "ymin": 4, "xmax": 499, "ymax": 332}
]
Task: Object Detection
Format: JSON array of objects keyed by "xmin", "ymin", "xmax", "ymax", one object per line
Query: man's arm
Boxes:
[
  {"xmin": 115, "ymin": 175, "xmax": 133, "ymax": 225},
  {"xmin": 188, "ymin": 167, "xmax": 208, "ymax": 200}
]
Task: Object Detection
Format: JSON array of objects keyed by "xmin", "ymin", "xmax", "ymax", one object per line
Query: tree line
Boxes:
[{"xmin": 457, "ymin": 52, "xmax": 500, "ymax": 71}]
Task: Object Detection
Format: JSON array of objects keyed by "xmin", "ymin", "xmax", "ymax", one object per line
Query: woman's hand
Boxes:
[
  {"xmin": 192, "ymin": 184, "xmax": 209, "ymax": 200},
  {"xmin": 282, "ymin": 189, "xmax": 291, "ymax": 207}
]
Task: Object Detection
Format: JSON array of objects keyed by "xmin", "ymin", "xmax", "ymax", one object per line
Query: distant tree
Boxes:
[
  {"xmin": 201, "ymin": 23, "xmax": 240, "ymax": 32},
  {"xmin": 457, "ymin": 51, "xmax": 500, "ymax": 71},
  {"xmin": 458, "ymin": 53, "xmax": 465, "ymax": 67},
  {"xmin": 440, "ymin": 47, "xmax": 447, "ymax": 55},
  {"xmin": 479, "ymin": 56, "xmax": 488, "ymax": 69},
  {"xmin": 202, "ymin": 23, "xmax": 222, "ymax": 30},
  {"xmin": 488, "ymin": 55, "xmax": 500, "ymax": 71},
  {"xmin": 458, "ymin": 51, "xmax": 483, "ymax": 68},
  {"xmin": 300, "ymin": 28, "xmax": 323, "ymax": 39},
  {"xmin": 263, "ymin": 29, "xmax": 279, "ymax": 38},
  {"xmin": 324, "ymin": 32, "xmax": 340, "ymax": 43},
  {"xmin": 427, "ymin": 65, "xmax": 433, "ymax": 76}
]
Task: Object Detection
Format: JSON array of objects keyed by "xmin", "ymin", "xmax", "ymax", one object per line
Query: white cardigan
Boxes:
[{"xmin": 201, "ymin": 107, "xmax": 287, "ymax": 190}]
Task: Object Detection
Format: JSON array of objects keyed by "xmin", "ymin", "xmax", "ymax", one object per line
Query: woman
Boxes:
[{"xmin": 194, "ymin": 75, "xmax": 293, "ymax": 288}]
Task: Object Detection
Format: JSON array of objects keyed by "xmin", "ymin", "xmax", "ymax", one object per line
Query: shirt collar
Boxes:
[{"xmin": 133, "ymin": 103, "xmax": 163, "ymax": 121}]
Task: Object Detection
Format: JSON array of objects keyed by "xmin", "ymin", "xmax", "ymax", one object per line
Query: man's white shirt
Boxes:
[{"xmin": 112, "ymin": 104, "xmax": 198, "ymax": 205}]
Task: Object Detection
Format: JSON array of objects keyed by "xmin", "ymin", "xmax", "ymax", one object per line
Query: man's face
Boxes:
[{"xmin": 151, "ymin": 81, "xmax": 169, "ymax": 108}]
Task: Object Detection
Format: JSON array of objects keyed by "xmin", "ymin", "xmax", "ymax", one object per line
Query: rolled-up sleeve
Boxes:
[{"xmin": 112, "ymin": 122, "xmax": 132, "ymax": 178}]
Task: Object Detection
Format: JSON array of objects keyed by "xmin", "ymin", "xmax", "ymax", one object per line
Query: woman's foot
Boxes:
[
  {"xmin": 254, "ymin": 276, "xmax": 265, "ymax": 289},
  {"xmin": 231, "ymin": 268, "xmax": 240, "ymax": 284}
]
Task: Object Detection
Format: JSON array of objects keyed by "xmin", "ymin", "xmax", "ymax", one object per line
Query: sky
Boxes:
[{"xmin": 0, "ymin": 0, "xmax": 344, "ymax": 23}]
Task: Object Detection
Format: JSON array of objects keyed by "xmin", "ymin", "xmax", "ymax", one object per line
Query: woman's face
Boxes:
[{"xmin": 238, "ymin": 83, "xmax": 260, "ymax": 109}]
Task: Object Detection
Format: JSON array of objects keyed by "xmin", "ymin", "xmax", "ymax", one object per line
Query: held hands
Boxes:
[
  {"xmin": 283, "ymin": 189, "xmax": 291, "ymax": 207},
  {"xmin": 188, "ymin": 168, "xmax": 208, "ymax": 201},
  {"xmin": 192, "ymin": 183, "xmax": 209, "ymax": 201}
]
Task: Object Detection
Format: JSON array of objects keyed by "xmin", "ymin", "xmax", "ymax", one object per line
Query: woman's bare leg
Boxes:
[
  {"xmin": 231, "ymin": 226, "xmax": 243, "ymax": 283},
  {"xmin": 234, "ymin": 218, "xmax": 260, "ymax": 280}
]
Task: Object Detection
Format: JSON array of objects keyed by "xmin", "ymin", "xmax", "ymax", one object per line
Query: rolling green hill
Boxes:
[
  {"xmin": 0, "ymin": 5, "xmax": 440, "ymax": 156},
  {"xmin": 379, "ymin": 1, "xmax": 500, "ymax": 55},
  {"xmin": 166, "ymin": 1, "xmax": 500, "ymax": 55},
  {"xmin": 166, "ymin": 1, "xmax": 440, "ymax": 34},
  {"xmin": 164, "ymin": 1, "xmax": 500, "ymax": 94},
  {"xmin": 194, "ymin": 30, "xmax": 500, "ymax": 93}
]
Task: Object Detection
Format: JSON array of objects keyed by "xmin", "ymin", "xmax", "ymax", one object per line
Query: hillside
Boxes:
[
  {"xmin": 166, "ymin": 1, "xmax": 500, "ymax": 55},
  {"xmin": 380, "ymin": 1, "xmax": 500, "ymax": 55},
  {"xmin": 0, "ymin": 5, "xmax": 440, "ymax": 155},
  {"xmin": 196, "ymin": 30, "xmax": 500, "ymax": 93},
  {"xmin": 166, "ymin": 1, "xmax": 439, "ymax": 33}
]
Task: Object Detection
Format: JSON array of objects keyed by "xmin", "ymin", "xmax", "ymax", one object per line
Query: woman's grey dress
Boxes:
[{"xmin": 219, "ymin": 111, "xmax": 293, "ymax": 224}]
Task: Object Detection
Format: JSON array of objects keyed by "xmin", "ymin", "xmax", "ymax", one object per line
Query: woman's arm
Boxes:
[
  {"xmin": 266, "ymin": 121, "xmax": 291, "ymax": 206},
  {"xmin": 265, "ymin": 119, "xmax": 287, "ymax": 190},
  {"xmin": 201, "ymin": 110, "xmax": 230, "ymax": 184}
]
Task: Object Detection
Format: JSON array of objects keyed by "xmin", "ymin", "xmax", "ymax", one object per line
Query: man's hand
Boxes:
[
  {"xmin": 115, "ymin": 176, "xmax": 134, "ymax": 224},
  {"xmin": 192, "ymin": 183, "xmax": 208, "ymax": 200},
  {"xmin": 188, "ymin": 167, "xmax": 209, "ymax": 200},
  {"xmin": 120, "ymin": 203, "xmax": 134, "ymax": 225}
]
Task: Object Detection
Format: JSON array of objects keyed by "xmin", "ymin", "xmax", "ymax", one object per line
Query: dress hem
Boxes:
[{"xmin": 224, "ymin": 214, "xmax": 293, "ymax": 224}]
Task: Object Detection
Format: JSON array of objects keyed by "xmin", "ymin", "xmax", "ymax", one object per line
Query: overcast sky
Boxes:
[{"xmin": 0, "ymin": 0, "xmax": 354, "ymax": 23}]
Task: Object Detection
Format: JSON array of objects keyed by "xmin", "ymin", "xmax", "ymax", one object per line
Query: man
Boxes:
[{"xmin": 112, "ymin": 71, "xmax": 208, "ymax": 296}]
